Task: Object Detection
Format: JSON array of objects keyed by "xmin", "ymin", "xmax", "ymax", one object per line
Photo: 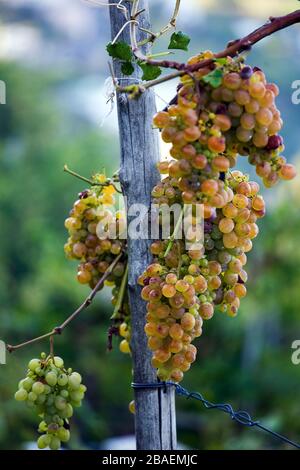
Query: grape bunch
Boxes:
[
  {"xmin": 201, "ymin": 170, "xmax": 263, "ymax": 316},
  {"xmin": 64, "ymin": 175, "xmax": 126, "ymax": 289},
  {"xmin": 138, "ymin": 171, "xmax": 263, "ymax": 382},
  {"xmin": 140, "ymin": 55, "xmax": 296, "ymax": 382},
  {"xmin": 15, "ymin": 353, "xmax": 86, "ymax": 450},
  {"xmin": 64, "ymin": 174, "xmax": 131, "ymax": 354},
  {"xmin": 138, "ymin": 262, "xmax": 203, "ymax": 383},
  {"xmin": 155, "ymin": 53, "xmax": 296, "ymax": 190}
]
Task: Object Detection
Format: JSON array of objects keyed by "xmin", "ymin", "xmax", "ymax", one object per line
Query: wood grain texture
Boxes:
[{"xmin": 109, "ymin": 0, "xmax": 177, "ymax": 450}]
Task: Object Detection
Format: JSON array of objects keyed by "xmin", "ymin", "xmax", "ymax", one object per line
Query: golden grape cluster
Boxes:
[
  {"xmin": 64, "ymin": 175, "xmax": 131, "ymax": 354},
  {"xmin": 64, "ymin": 176, "xmax": 126, "ymax": 288},
  {"xmin": 139, "ymin": 55, "xmax": 296, "ymax": 382}
]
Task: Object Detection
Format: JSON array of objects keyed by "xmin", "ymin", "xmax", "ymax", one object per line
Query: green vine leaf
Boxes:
[
  {"xmin": 168, "ymin": 31, "xmax": 191, "ymax": 51},
  {"xmin": 213, "ymin": 58, "xmax": 228, "ymax": 66},
  {"xmin": 202, "ymin": 68, "xmax": 224, "ymax": 88},
  {"xmin": 121, "ymin": 62, "xmax": 135, "ymax": 76},
  {"xmin": 106, "ymin": 41, "xmax": 132, "ymax": 61},
  {"xmin": 138, "ymin": 62, "xmax": 162, "ymax": 81}
]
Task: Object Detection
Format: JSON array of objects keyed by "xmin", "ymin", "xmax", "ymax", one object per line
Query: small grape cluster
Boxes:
[
  {"xmin": 64, "ymin": 175, "xmax": 126, "ymax": 289},
  {"xmin": 118, "ymin": 319, "xmax": 131, "ymax": 354},
  {"xmin": 141, "ymin": 55, "xmax": 296, "ymax": 382},
  {"xmin": 201, "ymin": 170, "xmax": 263, "ymax": 316},
  {"xmin": 64, "ymin": 174, "xmax": 131, "ymax": 354},
  {"xmin": 138, "ymin": 262, "xmax": 202, "ymax": 383},
  {"xmin": 15, "ymin": 353, "xmax": 86, "ymax": 450}
]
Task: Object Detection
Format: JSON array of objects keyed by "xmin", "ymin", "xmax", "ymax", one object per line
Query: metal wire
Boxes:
[{"xmin": 131, "ymin": 381, "xmax": 300, "ymax": 450}]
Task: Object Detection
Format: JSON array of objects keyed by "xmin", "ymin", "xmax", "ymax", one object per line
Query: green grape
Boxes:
[
  {"xmin": 46, "ymin": 396, "xmax": 54, "ymax": 406},
  {"xmin": 49, "ymin": 436, "xmax": 61, "ymax": 450},
  {"xmin": 22, "ymin": 377, "xmax": 34, "ymax": 392},
  {"xmin": 57, "ymin": 428, "xmax": 70, "ymax": 443},
  {"xmin": 36, "ymin": 394, "xmax": 46, "ymax": 405},
  {"xmin": 28, "ymin": 359, "xmax": 40, "ymax": 372},
  {"xmin": 38, "ymin": 421, "xmax": 48, "ymax": 433},
  {"xmin": 45, "ymin": 372, "xmax": 58, "ymax": 387},
  {"xmin": 15, "ymin": 389, "xmax": 28, "ymax": 401},
  {"xmin": 69, "ymin": 391, "xmax": 84, "ymax": 402},
  {"xmin": 57, "ymin": 373, "xmax": 68, "ymax": 387},
  {"xmin": 54, "ymin": 396, "xmax": 67, "ymax": 411},
  {"xmin": 37, "ymin": 435, "xmax": 50, "ymax": 449},
  {"xmin": 35, "ymin": 367, "xmax": 43, "ymax": 376},
  {"xmin": 68, "ymin": 376, "xmax": 81, "ymax": 390},
  {"xmin": 71, "ymin": 400, "xmax": 82, "ymax": 408},
  {"xmin": 64, "ymin": 404, "xmax": 74, "ymax": 419},
  {"xmin": 28, "ymin": 392, "xmax": 37, "ymax": 402},
  {"xmin": 53, "ymin": 357, "xmax": 64, "ymax": 369},
  {"xmin": 32, "ymin": 382, "xmax": 45, "ymax": 395}
]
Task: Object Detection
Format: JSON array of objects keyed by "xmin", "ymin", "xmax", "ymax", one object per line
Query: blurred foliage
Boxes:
[{"xmin": 0, "ymin": 1, "xmax": 300, "ymax": 451}]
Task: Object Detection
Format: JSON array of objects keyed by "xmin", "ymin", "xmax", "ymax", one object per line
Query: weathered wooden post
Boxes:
[{"xmin": 109, "ymin": 0, "xmax": 177, "ymax": 450}]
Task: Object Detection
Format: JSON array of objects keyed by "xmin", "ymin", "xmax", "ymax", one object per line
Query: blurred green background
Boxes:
[{"xmin": 0, "ymin": 0, "xmax": 300, "ymax": 450}]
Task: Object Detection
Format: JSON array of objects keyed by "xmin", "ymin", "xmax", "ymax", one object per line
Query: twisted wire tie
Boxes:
[{"xmin": 131, "ymin": 381, "xmax": 300, "ymax": 449}]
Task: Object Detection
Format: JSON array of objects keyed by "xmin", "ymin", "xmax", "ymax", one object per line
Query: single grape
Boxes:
[
  {"xmin": 15, "ymin": 389, "xmax": 28, "ymax": 401},
  {"xmin": 119, "ymin": 339, "xmax": 131, "ymax": 354},
  {"xmin": 57, "ymin": 428, "xmax": 70, "ymax": 443},
  {"xmin": 32, "ymin": 382, "xmax": 45, "ymax": 396},
  {"xmin": 240, "ymin": 66, "xmax": 253, "ymax": 80},
  {"xmin": 28, "ymin": 359, "xmax": 40, "ymax": 372},
  {"xmin": 37, "ymin": 434, "xmax": 51, "ymax": 450},
  {"xmin": 49, "ymin": 436, "xmax": 61, "ymax": 451},
  {"xmin": 28, "ymin": 392, "xmax": 38, "ymax": 402},
  {"xmin": 279, "ymin": 164, "xmax": 297, "ymax": 180},
  {"xmin": 58, "ymin": 374, "xmax": 68, "ymax": 387},
  {"xmin": 45, "ymin": 372, "xmax": 58, "ymax": 387},
  {"xmin": 219, "ymin": 218, "xmax": 235, "ymax": 234}
]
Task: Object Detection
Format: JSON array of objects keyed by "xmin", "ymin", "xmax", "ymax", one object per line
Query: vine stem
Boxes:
[
  {"xmin": 112, "ymin": 19, "xmax": 137, "ymax": 45},
  {"xmin": 137, "ymin": 0, "xmax": 181, "ymax": 47},
  {"xmin": 176, "ymin": 241, "xmax": 182, "ymax": 278},
  {"xmin": 49, "ymin": 335, "xmax": 54, "ymax": 359},
  {"xmin": 146, "ymin": 51, "xmax": 174, "ymax": 59},
  {"xmin": 64, "ymin": 164, "xmax": 122, "ymax": 193},
  {"xmin": 119, "ymin": 8, "xmax": 300, "ymax": 93},
  {"xmin": 63, "ymin": 165, "xmax": 95, "ymax": 185},
  {"xmin": 110, "ymin": 262, "xmax": 128, "ymax": 319},
  {"xmin": 164, "ymin": 207, "xmax": 184, "ymax": 258},
  {"xmin": 129, "ymin": 0, "xmax": 185, "ymax": 70},
  {"xmin": 129, "ymin": 0, "xmax": 145, "ymax": 62},
  {"xmin": 6, "ymin": 252, "xmax": 124, "ymax": 353}
]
